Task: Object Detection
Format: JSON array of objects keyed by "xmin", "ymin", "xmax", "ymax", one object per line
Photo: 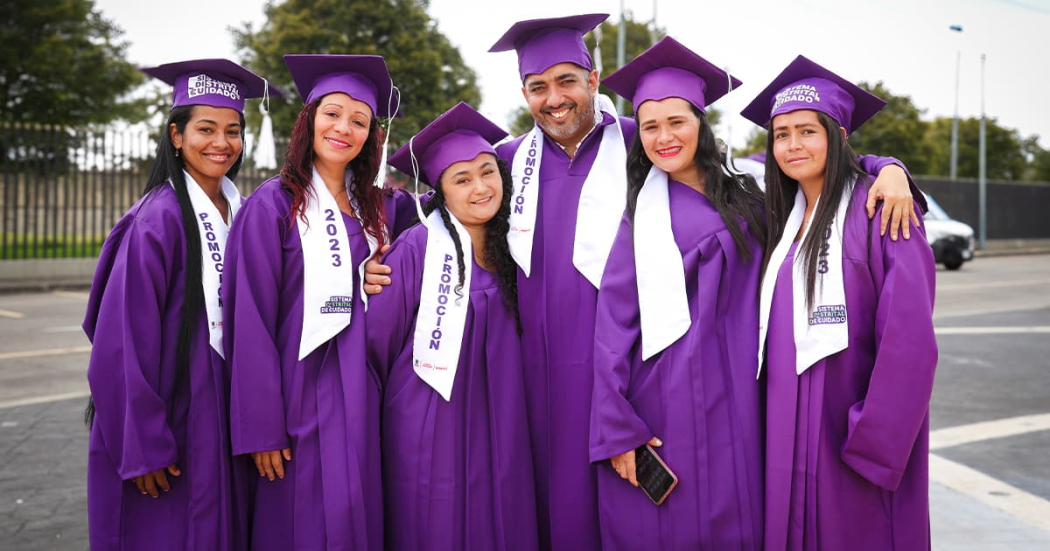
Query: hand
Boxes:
[
  {"xmin": 252, "ymin": 448, "xmax": 292, "ymax": 481},
  {"xmin": 364, "ymin": 245, "xmax": 392, "ymax": 295},
  {"xmin": 867, "ymin": 165, "xmax": 920, "ymax": 241},
  {"xmin": 132, "ymin": 464, "xmax": 180, "ymax": 498},
  {"xmin": 609, "ymin": 437, "xmax": 662, "ymax": 488}
]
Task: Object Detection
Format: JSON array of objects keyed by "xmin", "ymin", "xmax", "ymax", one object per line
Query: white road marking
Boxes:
[
  {"xmin": 937, "ymin": 278, "xmax": 1050, "ymax": 292},
  {"xmin": 930, "ymin": 413, "xmax": 1050, "ymax": 450},
  {"xmin": 42, "ymin": 325, "xmax": 84, "ymax": 333},
  {"xmin": 0, "ymin": 309, "xmax": 25, "ymax": 319},
  {"xmin": 929, "ymin": 453, "xmax": 1050, "ymax": 533},
  {"xmin": 934, "ymin": 305, "xmax": 1049, "ymax": 321},
  {"xmin": 0, "ymin": 391, "xmax": 91, "ymax": 410},
  {"xmin": 0, "ymin": 345, "xmax": 92, "ymax": 361},
  {"xmin": 936, "ymin": 326, "xmax": 1050, "ymax": 335},
  {"xmin": 51, "ymin": 290, "xmax": 90, "ymax": 300}
]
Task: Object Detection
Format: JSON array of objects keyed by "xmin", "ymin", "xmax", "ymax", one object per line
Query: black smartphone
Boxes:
[{"xmin": 635, "ymin": 443, "xmax": 678, "ymax": 505}]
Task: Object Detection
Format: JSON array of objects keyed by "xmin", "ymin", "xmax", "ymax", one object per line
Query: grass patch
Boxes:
[{"xmin": 1, "ymin": 233, "xmax": 105, "ymax": 259}]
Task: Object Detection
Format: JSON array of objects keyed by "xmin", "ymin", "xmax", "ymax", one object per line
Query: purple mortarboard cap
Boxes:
[
  {"xmin": 602, "ymin": 36, "xmax": 741, "ymax": 113},
  {"xmin": 488, "ymin": 13, "xmax": 608, "ymax": 81},
  {"xmin": 388, "ymin": 102, "xmax": 508, "ymax": 186},
  {"xmin": 140, "ymin": 58, "xmax": 277, "ymax": 113},
  {"xmin": 283, "ymin": 54, "xmax": 397, "ymax": 118},
  {"xmin": 740, "ymin": 55, "xmax": 885, "ymax": 135}
]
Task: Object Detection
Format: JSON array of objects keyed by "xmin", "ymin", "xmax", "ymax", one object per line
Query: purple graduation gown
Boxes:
[
  {"xmin": 763, "ymin": 179, "xmax": 937, "ymax": 551},
  {"xmin": 365, "ymin": 224, "xmax": 539, "ymax": 551},
  {"xmin": 495, "ymin": 113, "xmax": 636, "ymax": 551},
  {"xmin": 222, "ymin": 176, "xmax": 415, "ymax": 550},
  {"xmin": 84, "ymin": 186, "xmax": 244, "ymax": 550},
  {"xmin": 590, "ymin": 182, "xmax": 764, "ymax": 549}
]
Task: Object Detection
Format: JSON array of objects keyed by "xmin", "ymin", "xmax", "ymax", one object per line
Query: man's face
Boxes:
[{"xmin": 521, "ymin": 62, "xmax": 599, "ymax": 148}]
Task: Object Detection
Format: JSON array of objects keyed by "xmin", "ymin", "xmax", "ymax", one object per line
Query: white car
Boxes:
[{"xmin": 923, "ymin": 193, "xmax": 975, "ymax": 270}]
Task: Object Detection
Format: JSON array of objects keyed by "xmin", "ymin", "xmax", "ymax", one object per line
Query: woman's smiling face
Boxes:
[{"xmin": 312, "ymin": 92, "xmax": 373, "ymax": 172}]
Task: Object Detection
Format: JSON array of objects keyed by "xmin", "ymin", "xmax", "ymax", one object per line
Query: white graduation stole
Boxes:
[
  {"xmin": 508, "ymin": 94, "xmax": 627, "ymax": 287},
  {"xmin": 758, "ymin": 182, "xmax": 852, "ymax": 378},
  {"xmin": 412, "ymin": 208, "xmax": 472, "ymax": 401},
  {"xmin": 633, "ymin": 166, "xmax": 690, "ymax": 360},
  {"xmin": 182, "ymin": 171, "xmax": 242, "ymax": 359},
  {"xmin": 508, "ymin": 121, "xmax": 543, "ymax": 276},
  {"xmin": 296, "ymin": 168, "xmax": 356, "ymax": 361}
]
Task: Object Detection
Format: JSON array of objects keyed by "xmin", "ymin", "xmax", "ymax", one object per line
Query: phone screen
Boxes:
[{"xmin": 635, "ymin": 444, "xmax": 678, "ymax": 505}]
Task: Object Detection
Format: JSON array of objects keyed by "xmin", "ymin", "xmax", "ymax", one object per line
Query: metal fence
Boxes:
[
  {"xmin": 0, "ymin": 123, "xmax": 285, "ymax": 259},
  {"xmin": 4, "ymin": 123, "xmax": 1049, "ymax": 260}
]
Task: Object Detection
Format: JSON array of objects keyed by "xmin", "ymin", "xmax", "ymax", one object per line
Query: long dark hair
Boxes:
[
  {"xmin": 422, "ymin": 158, "xmax": 521, "ymax": 331},
  {"xmin": 760, "ymin": 110, "xmax": 864, "ymax": 309},
  {"xmin": 86, "ymin": 105, "xmax": 246, "ymax": 427},
  {"xmin": 626, "ymin": 106, "xmax": 766, "ymax": 261},
  {"xmin": 281, "ymin": 97, "xmax": 388, "ymax": 247}
]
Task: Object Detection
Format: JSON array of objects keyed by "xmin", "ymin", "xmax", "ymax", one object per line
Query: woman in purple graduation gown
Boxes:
[
  {"xmin": 83, "ymin": 59, "xmax": 271, "ymax": 550},
  {"xmin": 588, "ymin": 37, "xmax": 768, "ymax": 550},
  {"xmin": 222, "ymin": 55, "xmax": 413, "ymax": 550},
  {"xmin": 368, "ymin": 102, "xmax": 539, "ymax": 551},
  {"xmin": 741, "ymin": 56, "xmax": 938, "ymax": 551}
]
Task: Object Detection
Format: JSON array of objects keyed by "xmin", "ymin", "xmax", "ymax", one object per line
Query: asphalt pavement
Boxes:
[{"xmin": 1, "ymin": 254, "xmax": 1048, "ymax": 549}]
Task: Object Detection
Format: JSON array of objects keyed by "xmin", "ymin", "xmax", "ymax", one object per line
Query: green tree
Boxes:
[
  {"xmin": 0, "ymin": 0, "xmax": 143, "ymax": 126},
  {"xmin": 232, "ymin": 0, "xmax": 480, "ymax": 145},
  {"xmin": 1021, "ymin": 136, "xmax": 1050, "ymax": 182},
  {"xmin": 848, "ymin": 82, "xmax": 933, "ymax": 175},
  {"xmin": 924, "ymin": 116, "xmax": 1027, "ymax": 180},
  {"xmin": 509, "ymin": 13, "xmax": 666, "ymax": 136},
  {"xmin": 736, "ymin": 128, "xmax": 768, "ymax": 157}
]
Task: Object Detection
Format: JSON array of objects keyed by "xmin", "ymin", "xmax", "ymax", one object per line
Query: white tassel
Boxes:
[
  {"xmin": 252, "ymin": 80, "xmax": 278, "ymax": 170},
  {"xmin": 372, "ymin": 85, "xmax": 402, "ymax": 188},
  {"xmin": 408, "ymin": 136, "xmax": 429, "ymax": 227}
]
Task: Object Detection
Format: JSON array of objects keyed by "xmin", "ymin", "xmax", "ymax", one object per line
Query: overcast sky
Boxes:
[{"xmin": 94, "ymin": 0, "xmax": 1050, "ymax": 148}]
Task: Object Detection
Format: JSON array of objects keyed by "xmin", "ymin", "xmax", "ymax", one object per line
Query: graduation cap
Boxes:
[
  {"xmin": 283, "ymin": 54, "xmax": 398, "ymax": 118},
  {"xmin": 602, "ymin": 36, "xmax": 741, "ymax": 113},
  {"xmin": 388, "ymin": 102, "xmax": 508, "ymax": 186},
  {"xmin": 140, "ymin": 58, "xmax": 278, "ymax": 113},
  {"xmin": 740, "ymin": 55, "xmax": 886, "ymax": 135},
  {"xmin": 488, "ymin": 13, "xmax": 608, "ymax": 81}
]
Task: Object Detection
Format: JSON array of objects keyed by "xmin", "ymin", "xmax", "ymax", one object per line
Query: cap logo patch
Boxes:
[
  {"xmin": 187, "ymin": 74, "xmax": 241, "ymax": 101},
  {"xmin": 773, "ymin": 83, "xmax": 820, "ymax": 110}
]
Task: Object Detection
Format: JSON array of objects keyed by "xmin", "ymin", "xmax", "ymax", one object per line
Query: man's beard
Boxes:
[{"xmin": 538, "ymin": 96, "xmax": 596, "ymax": 143}]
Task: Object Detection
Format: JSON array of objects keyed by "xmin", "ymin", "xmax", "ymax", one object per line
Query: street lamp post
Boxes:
[
  {"xmin": 950, "ymin": 24, "xmax": 963, "ymax": 181},
  {"xmin": 979, "ymin": 53, "xmax": 987, "ymax": 251},
  {"xmin": 616, "ymin": 0, "xmax": 626, "ymax": 113}
]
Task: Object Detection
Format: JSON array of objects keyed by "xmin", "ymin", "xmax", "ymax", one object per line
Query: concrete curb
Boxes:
[{"xmin": 975, "ymin": 248, "xmax": 1050, "ymax": 258}]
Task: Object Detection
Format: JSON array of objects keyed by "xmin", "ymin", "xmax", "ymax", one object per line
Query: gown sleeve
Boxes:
[
  {"xmin": 85, "ymin": 215, "xmax": 178, "ymax": 480},
  {"xmin": 856, "ymin": 155, "xmax": 928, "ymax": 213},
  {"xmin": 386, "ymin": 188, "xmax": 429, "ymax": 241},
  {"xmin": 840, "ymin": 200, "xmax": 938, "ymax": 490},
  {"xmin": 364, "ymin": 231, "xmax": 424, "ymax": 386},
  {"xmin": 589, "ymin": 215, "xmax": 654, "ymax": 462},
  {"xmin": 222, "ymin": 196, "xmax": 291, "ymax": 456}
]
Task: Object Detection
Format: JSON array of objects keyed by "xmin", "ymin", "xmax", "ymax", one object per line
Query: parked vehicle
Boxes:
[{"xmin": 923, "ymin": 193, "xmax": 974, "ymax": 270}]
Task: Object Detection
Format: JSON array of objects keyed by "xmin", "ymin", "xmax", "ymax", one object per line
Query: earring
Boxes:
[{"xmin": 175, "ymin": 148, "xmax": 181, "ymax": 158}]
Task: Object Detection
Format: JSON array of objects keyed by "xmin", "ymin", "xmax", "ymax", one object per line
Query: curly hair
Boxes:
[
  {"xmin": 422, "ymin": 158, "xmax": 521, "ymax": 331},
  {"xmin": 281, "ymin": 97, "xmax": 388, "ymax": 247}
]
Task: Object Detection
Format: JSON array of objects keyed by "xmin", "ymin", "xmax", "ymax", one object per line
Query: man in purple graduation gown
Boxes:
[
  {"xmin": 483, "ymin": 15, "xmax": 924, "ymax": 551},
  {"xmin": 488, "ymin": 14, "xmax": 635, "ymax": 550},
  {"xmin": 367, "ymin": 102, "xmax": 538, "ymax": 550},
  {"xmin": 83, "ymin": 58, "xmax": 271, "ymax": 551},
  {"xmin": 743, "ymin": 57, "xmax": 938, "ymax": 551}
]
